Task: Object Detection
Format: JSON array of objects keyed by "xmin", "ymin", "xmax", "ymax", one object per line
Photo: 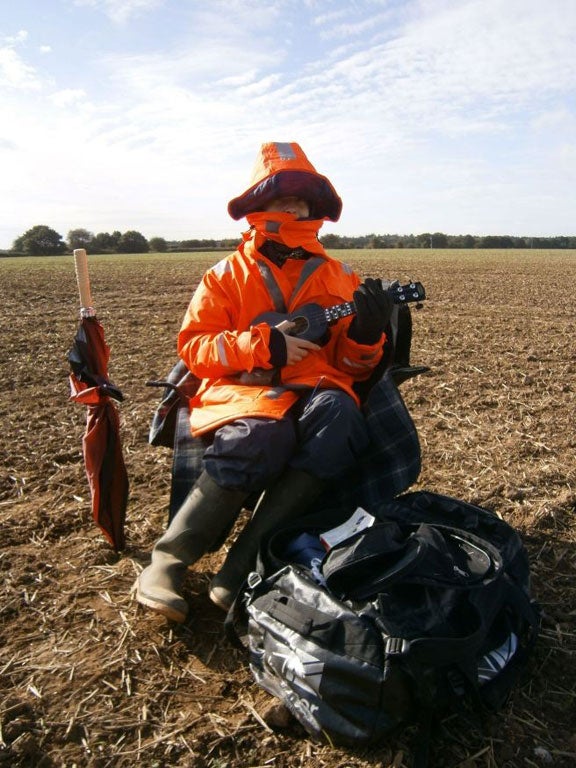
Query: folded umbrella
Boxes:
[{"xmin": 68, "ymin": 249, "xmax": 129, "ymax": 551}]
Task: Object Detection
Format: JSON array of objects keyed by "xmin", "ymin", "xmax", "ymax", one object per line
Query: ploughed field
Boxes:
[{"xmin": 1, "ymin": 249, "xmax": 575, "ymax": 767}]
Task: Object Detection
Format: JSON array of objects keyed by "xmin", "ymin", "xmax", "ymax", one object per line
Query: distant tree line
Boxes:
[
  {"xmin": 4, "ymin": 224, "xmax": 576, "ymax": 257},
  {"xmin": 8, "ymin": 226, "xmax": 156, "ymax": 256},
  {"xmin": 5, "ymin": 226, "xmax": 241, "ymax": 256},
  {"xmin": 321, "ymin": 232, "xmax": 576, "ymax": 249}
]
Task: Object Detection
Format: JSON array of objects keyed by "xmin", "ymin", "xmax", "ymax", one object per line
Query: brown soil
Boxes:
[{"xmin": 1, "ymin": 250, "xmax": 575, "ymax": 768}]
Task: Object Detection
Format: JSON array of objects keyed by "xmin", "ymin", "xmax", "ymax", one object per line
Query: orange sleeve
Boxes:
[
  {"xmin": 334, "ymin": 327, "xmax": 385, "ymax": 380},
  {"xmin": 177, "ymin": 266, "xmax": 274, "ymax": 379}
]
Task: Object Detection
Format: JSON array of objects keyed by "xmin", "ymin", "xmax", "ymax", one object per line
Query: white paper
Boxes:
[{"xmin": 320, "ymin": 507, "xmax": 376, "ymax": 550}]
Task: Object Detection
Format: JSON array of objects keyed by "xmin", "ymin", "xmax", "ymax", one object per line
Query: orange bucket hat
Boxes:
[{"xmin": 228, "ymin": 142, "xmax": 343, "ymax": 222}]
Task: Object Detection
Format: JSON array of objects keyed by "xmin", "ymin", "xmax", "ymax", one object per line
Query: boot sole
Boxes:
[{"xmin": 135, "ymin": 583, "xmax": 188, "ymax": 623}]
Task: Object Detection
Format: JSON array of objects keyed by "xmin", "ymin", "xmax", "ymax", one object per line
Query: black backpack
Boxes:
[{"xmin": 228, "ymin": 491, "xmax": 540, "ymax": 766}]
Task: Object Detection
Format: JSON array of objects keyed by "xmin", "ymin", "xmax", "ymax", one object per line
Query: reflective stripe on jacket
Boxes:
[{"xmin": 177, "ymin": 231, "xmax": 384, "ymax": 437}]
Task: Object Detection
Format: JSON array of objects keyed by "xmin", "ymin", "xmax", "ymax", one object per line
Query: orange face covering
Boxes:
[{"xmin": 245, "ymin": 211, "xmax": 327, "ymax": 255}]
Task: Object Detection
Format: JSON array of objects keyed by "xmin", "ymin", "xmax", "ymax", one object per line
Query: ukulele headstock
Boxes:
[{"xmin": 390, "ymin": 281, "xmax": 426, "ymax": 304}]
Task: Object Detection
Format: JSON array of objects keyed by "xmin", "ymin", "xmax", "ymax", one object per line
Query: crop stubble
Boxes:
[{"xmin": 0, "ymin": 250, "xmax": 574, "ymax": 767}]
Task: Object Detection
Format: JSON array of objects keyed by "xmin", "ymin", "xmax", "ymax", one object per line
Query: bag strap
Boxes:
[
  {"xmin": 323, "ymin": 522, "xmax": 502, "ymax": 601},
  {"xmin": 499, "ymin": 573, "xmax": 541, "ymax": 647},
  {"xmin": 380, "ymin": 574, "xmax": 540, "ymax": 700},
  {"xmin": 224, "ymin": 596, "xmax": 252, "ymax": 650},
  {"xmin": 413, "ymin": 709, "xmax": 434, "ymax": 768}
]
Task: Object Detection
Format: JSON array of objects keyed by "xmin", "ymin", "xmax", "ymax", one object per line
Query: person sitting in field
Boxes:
[{"xmin": 136, "ymin": 141, "xmax": 393, "ymax": 622}]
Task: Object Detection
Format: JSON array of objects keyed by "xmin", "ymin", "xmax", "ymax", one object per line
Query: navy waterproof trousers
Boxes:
[{"xmin": 202, "ymin": 389, "xmax": 369, "ymax": 492}]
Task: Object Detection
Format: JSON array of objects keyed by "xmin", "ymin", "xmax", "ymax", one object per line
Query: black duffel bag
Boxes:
[{"xmin": 227, "ymin": 491, "xmax": 540, "ymax": 765}]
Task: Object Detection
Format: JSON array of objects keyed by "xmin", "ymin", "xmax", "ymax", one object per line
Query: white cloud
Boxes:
[
  {"xmin": 0, "ymin": 137, "xmax": 19, "ymax": 151},
  {"xmin": 412, "ymin": 0, "xmax": 576, "ymax": 98},
  {"xmin": 50, "ymin": 88, "xmax": 88, "ymax": 107},
  {"xmin": 0, "ymin": 30, "xmax": 39, "ymax": 90},
  {"xmin": 0, "ymin": 46, "xmax": 41, "ymax": 90},
  {"xmin": 73, "ymin": 0, "xmax": 165, "ymax": 24},
  {"xmin": 5, "ymin": 30, "xmax": 29, "ymax": 45},
  {"xmin": 311, "ymin": 7, "xmax": 350, "ymax": 27},
  {"xmin": 530, "ymin": 108, "xmax": 576, "ymax": 135}
]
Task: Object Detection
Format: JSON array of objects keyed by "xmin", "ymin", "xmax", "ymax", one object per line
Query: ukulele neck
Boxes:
[
  {"xmin": 324, "ymin": 301, "xmax": 356, "ymax": 324},
  {"xmin": 322, "ymin": 282, "xmax": 425, "ymax": 327}
]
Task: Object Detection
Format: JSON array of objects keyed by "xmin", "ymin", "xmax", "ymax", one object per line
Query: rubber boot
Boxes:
[
  {"xmin": 136, "ymin": 471, "xmax": 248, "ymax": 622},
  {"xmin": 209, "ymin": 468, "xmax": 325, "ymax": 611}
]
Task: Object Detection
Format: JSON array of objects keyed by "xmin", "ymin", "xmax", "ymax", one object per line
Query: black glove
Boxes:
[{"xmin": 348, "ymin": 278, "xmax": 394, "ymax": 345}]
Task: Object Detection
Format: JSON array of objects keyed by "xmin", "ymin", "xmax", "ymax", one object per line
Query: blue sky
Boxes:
[{"xmin": 1, "ymin": 0, "xmax": 575, "ymax": 249}]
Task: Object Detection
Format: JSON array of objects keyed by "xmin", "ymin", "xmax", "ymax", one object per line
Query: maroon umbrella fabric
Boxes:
[{"xmin": 69, "ymin": 314, "xmax": 128, "ymax": 551}]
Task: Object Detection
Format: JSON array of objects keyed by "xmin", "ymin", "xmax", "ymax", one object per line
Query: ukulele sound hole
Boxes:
[{"xmin": 291, "ymin": 315, "xmax": 310, "ymax": 336}]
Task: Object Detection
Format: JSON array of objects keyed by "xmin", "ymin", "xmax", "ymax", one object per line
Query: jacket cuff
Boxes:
[{"xmin": 268, "ymin": 327, "xmax": 288, "ymax": 367}]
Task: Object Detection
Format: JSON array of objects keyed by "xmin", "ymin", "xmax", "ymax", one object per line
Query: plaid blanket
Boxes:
[
  {"xmin": 337, "ymin": 369, "xmax": 421, "ymax": 512},
  {"xmin": 167, "ymin": 369, "xmax": 421, "ymax": 520}
]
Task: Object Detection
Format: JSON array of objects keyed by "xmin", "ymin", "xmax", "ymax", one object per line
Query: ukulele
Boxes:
[{"xmin": 252, "ymin": 281, "xmax": 425, "ymax": 342}]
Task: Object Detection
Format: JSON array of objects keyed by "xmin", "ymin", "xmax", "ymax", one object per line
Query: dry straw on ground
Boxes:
[{"xmin": 1, "ymin": 249, "xmax": 575, "ymax": 767}]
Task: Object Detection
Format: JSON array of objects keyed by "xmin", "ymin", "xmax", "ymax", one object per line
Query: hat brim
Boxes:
[{"xmin": 228, "ymin": 170, "xmax": 342, "ymax": 222}]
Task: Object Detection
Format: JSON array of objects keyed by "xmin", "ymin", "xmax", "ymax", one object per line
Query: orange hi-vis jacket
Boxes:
[
  {"xmin": 178, "ymin": 140, "xmax": 385, "ymax": 437},
  {"xmin": 177, "ymin": 232, "xmax": 385, "ymax": 437}
]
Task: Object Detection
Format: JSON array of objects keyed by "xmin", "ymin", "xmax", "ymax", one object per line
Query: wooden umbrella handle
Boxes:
[{"xmin": 73, "ymin": 249, "xmax": 96, "ymax": 317}]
